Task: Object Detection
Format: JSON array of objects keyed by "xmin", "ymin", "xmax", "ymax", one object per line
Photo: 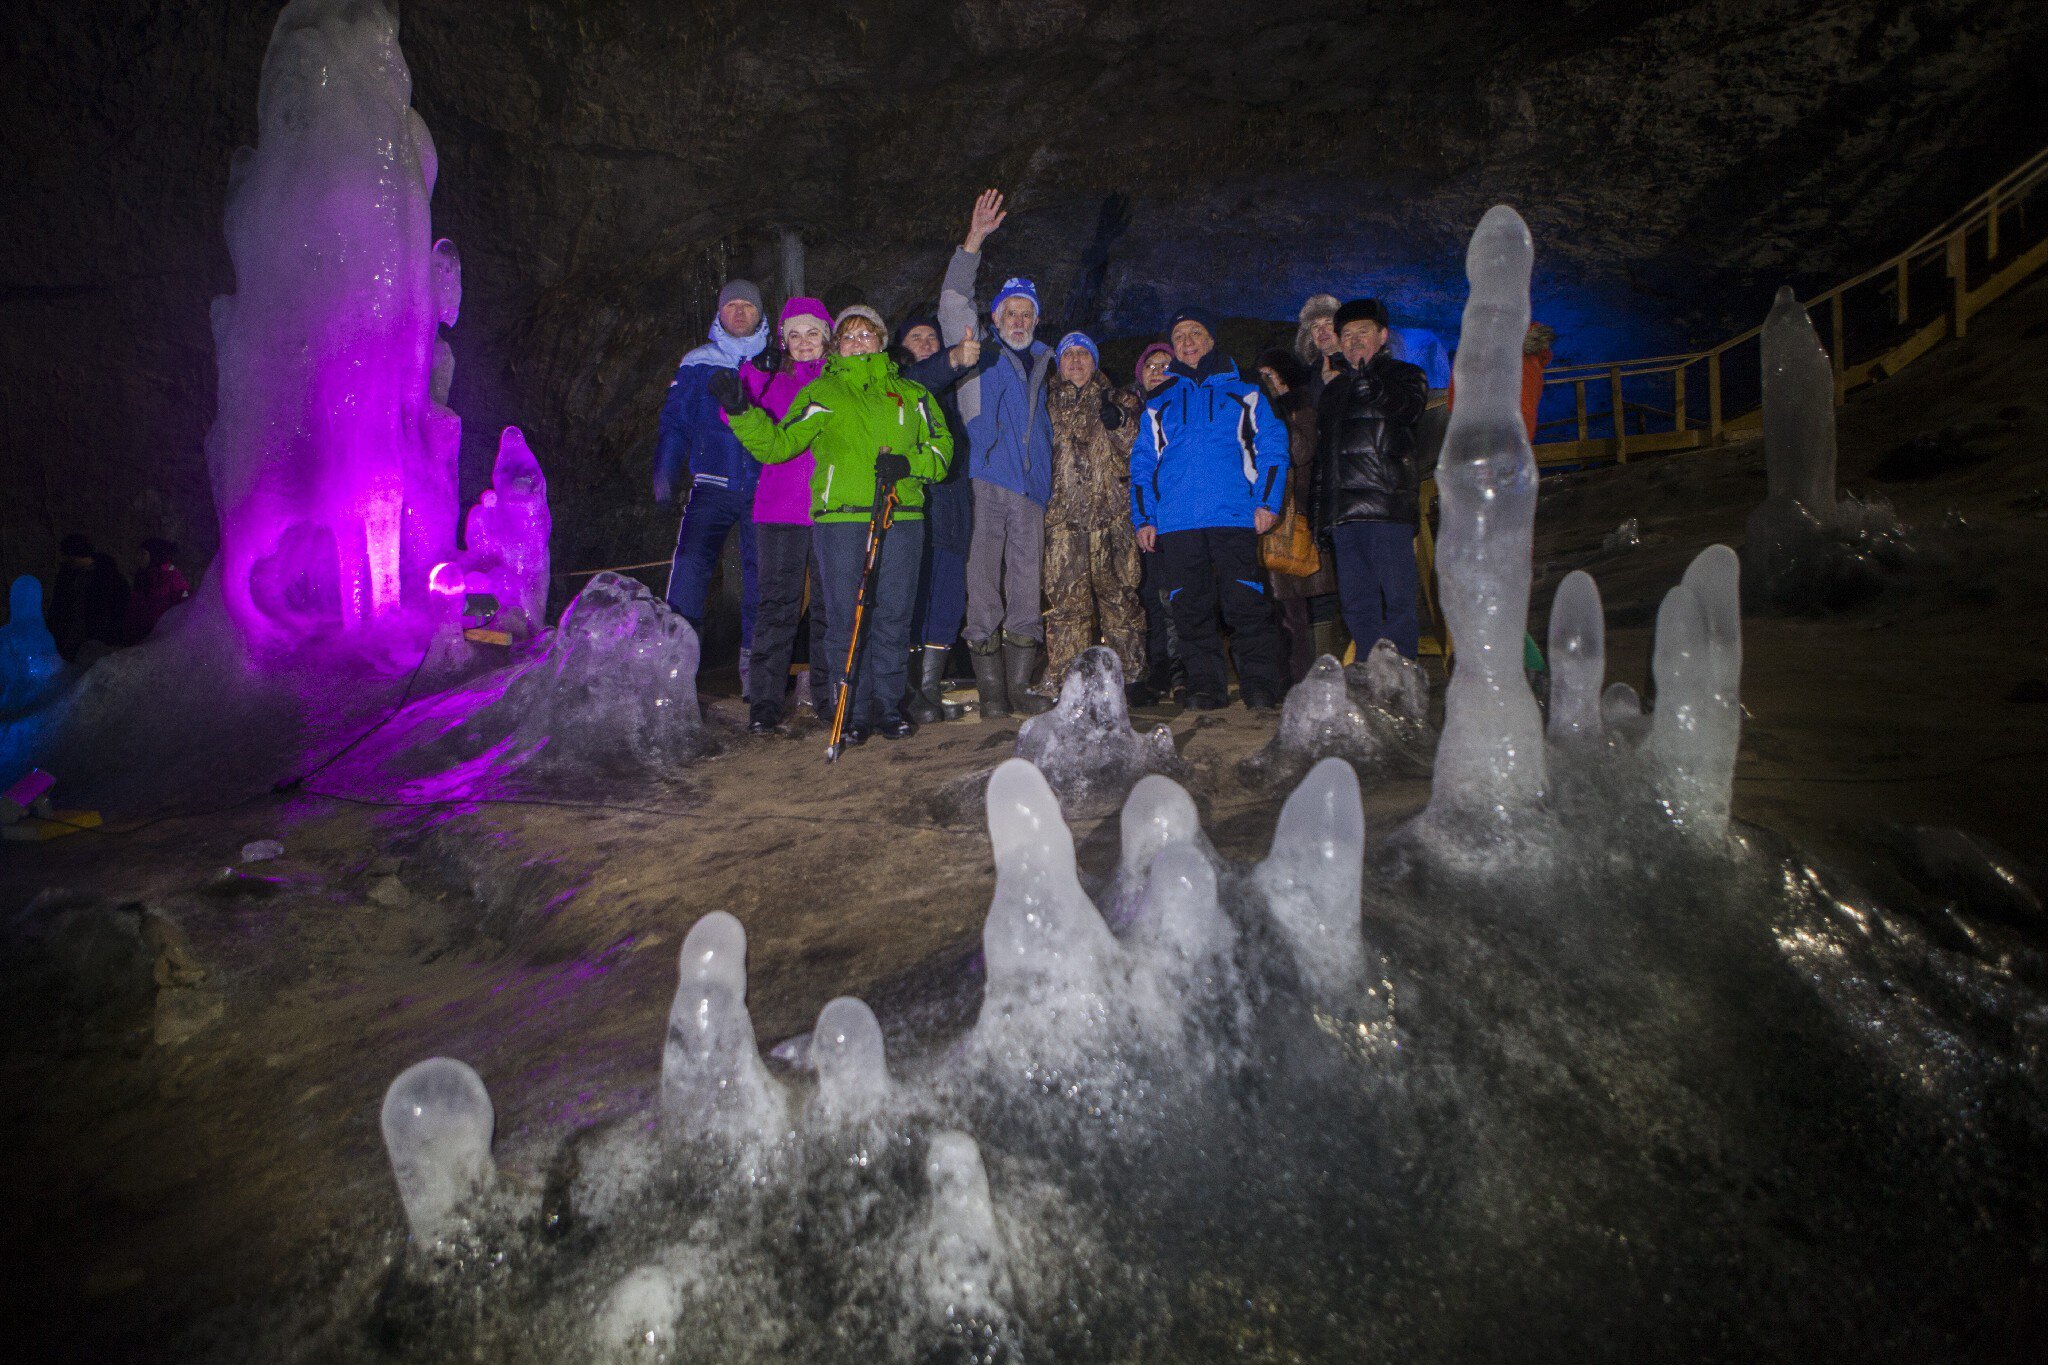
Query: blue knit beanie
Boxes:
[
  {"xmin": 990, "ymin": 277, "xmax": 1041, "ymax": 319},
  {"xmin": 1055, "ymin": 331, "xmax": 1098, "ymax": 364}
]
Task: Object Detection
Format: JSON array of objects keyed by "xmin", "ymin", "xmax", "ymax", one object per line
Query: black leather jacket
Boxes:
[{"xmin": 1312, "ymin": 349, "xmax": 1429, "ymax": 530}]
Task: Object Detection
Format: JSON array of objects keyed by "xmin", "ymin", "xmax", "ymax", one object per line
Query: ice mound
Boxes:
[
  {"xmin": 1241, "ymin": 646, "xmax": 1434, "ymax": 787},
  {"xmin": 1743, "ymin": 286, "xmax": 1912, "ymax": 609},
  {"xmin": 460, "ymin": 426, "xmax": 552, "ymax": 637},
  {"xmin": 1014, "ymin": 646, "xmax": 1180, "ymax": 813},
  {"xmin": 0, "ymin": 576, "xmax": 64, "ymax": 716}
]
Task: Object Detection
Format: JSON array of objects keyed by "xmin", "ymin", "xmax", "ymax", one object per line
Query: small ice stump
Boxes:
[
  {"xmin": 419, "ymin": 559, "xmax": 478, "ymax": 682},
  {"xmin": 1253, "ymin": 758, "xmax": 1375, "ymax": 1005},
  {"xmin": 462, "ymin": 426, "xmax": 552, "ymax": 636},
  {"xmin": 445, "ymin": 571, "xmax": 710, "ymax": 786},
  {"xmin": 910, "ymin": 1131, "xmax": 1012, "ymax": 1325},
  {"xmin": 1546, "ymin": 571, "xmax": 1604, "ymax": 741},
  {"xmin": 1123, "ymin": 844, "xmax": 1239, "ymax": 1048},
  {"xmin": 1646, "ymin": 546, "xmax": 1743, "ymax": 838},
  {"xmin": 1, "ymin": 576, "xmax": 64, "ymax": 715},
  {"xmin": 810, "ymin": 996, "xmax": 891, "ymax": 1125},
  {"xmin": 1744, "ymin": 286, "xmax": 1909, "ymax": 608},
  {"xmin": 1015, "ymin": 647, "xmax": 1180, "ymax": 812},
  {"xmin": 1429, "ymin": 205, "xmax": 1548, "ymax": 822},
  {"xmin": 972, "ymin": 759, "xmax": 1121, "ymax": 1066},
  {"xmin": 380, "ymin": 1057, "xmax": 496, "ymax": 1245},
  {"xmin": 661, "ymin": 912, "xmax": 789, "ymax": 1148},
  {"xmin": 239, "ymin": 839, "xmax": 284, "ymax": 863},
  {"xmin": 598, "ymin": 1264, "xmax": 682, "ymax": 1354},
  {"xmin": 1349, "ymin": 638, "xmax": 1430, "ymax": 722}
]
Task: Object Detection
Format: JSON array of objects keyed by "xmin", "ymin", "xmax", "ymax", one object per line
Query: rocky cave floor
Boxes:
[{"xmin": 4, "ymin": 276, "xmax": 2048, "ymax": 1361}]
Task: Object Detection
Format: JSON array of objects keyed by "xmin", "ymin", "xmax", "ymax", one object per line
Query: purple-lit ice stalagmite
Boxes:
[
  {"xmin": 1427, "ymin": 205, "xmax": 1548, "ymax": 826},
  {"xmin": 462, "ymin": 427, "xmax": 553, "ymax": 637},
  {"xmin": 206, "ymin": 0, "xmax": 456, "ymax": 644}
]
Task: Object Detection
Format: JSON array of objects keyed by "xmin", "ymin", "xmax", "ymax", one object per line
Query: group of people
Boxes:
[
  {"xmin": 653, "ymin": 190, "xmax": 1465, "ymax": 744},
  {"xmin": 38, "ymin": 534, "xmax": 193, "ymax": 662}
]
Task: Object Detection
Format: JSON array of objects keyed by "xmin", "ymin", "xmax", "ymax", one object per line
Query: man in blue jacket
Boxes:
[
  {"xmin": 938, "ymin": 189, "xmax": 1055, "ymax": 718},
  {"xmin": 654, "ymin": 279, "xmax": 769, "ymax": 692},
  {"xmin": 1130, "ymin": 306, "xmax": 1290, "ymax": 710}
]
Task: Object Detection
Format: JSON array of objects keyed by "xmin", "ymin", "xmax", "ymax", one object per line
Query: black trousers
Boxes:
[
  {"xmin": 749, "ymin": 523, "xmax": 831, "ymax": 723},
  {"xmin": 1154, "ymin": 527, "xmax": 1287, "ymax": 704}
]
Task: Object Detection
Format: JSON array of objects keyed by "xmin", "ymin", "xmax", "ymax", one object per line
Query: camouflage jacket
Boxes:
[{"xmin": 1045, "ymin": 371, "xmax": 1141, "ymax": 529}]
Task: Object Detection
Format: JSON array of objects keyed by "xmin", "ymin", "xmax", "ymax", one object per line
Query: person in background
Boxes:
[
  {"xmin": 938, "ymin": 189, "xmax": 1055, "ymax": 720},
  {"xmin": 125, "ymin": 537, "xmax": 193, "ymax": 642},
  {"xmin": 1125, "ymin": 341, "xmax": 1181, "ymax": 704},
  {"xmin": 1295, "ymin": 293, "xmax": 1343, "ymax": 406},
  {"xmin": 1254, "ymin": 349, "xmax": 1344, "ymax": 680},
  {"xmin": 895, "ymin": 313, "xmax": 943, "ymax": 367},
  {"xmin": 1521, "ymin": 321, "xmax": 1555, "ymax": 441},
  {"xmin": 1129, "ymin": 306, "xmax": 1290, "ymax": 711},
  {"xmin": 719, "ymin": 305, "xmax": 953, "ymax": 743},
  {"xmin": 899, "ymin": 315, "xmax": 982, "ymax": 725},
  {"xmin": 1312, "ymin": 298, "xmax": 1429, "ymax": 660},
  {"xmin": 49, "ymin": 532, "xmax": 130, "ymax": 661},
  {"xmin": 1040, "ymin": 332, "xmax": 1145, "ymax": 698},
  {"xmin": 653, "ymin": 278, "xmax": 769, "ymax": 695},
  {"xmin": 742, "ymin": 297, "xmax": 835, "ymax": 734}
]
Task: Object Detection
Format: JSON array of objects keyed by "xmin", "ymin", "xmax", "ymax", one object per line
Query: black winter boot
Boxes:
[
  {"xmin": 1002, "ymin": 633, "xmax": 1052, "ymax": 717},
  {"xmin": 902, "ymin": 649, "xmax": 943, "ymax": 725},
  {"xmin": 969, "ymin": 637, "xmax": 1010, "ymax": 719}
]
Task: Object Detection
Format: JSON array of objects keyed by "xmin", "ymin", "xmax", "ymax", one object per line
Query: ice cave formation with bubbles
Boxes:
[{"xmin": 3, "ymin": 2, "xmax": 2045, "ymax": 1362}]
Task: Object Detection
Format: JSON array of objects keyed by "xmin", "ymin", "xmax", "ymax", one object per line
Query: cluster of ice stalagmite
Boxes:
[
  {"xmin": 380, "ymin": 1057, "xmax": 496, "ymax": 1246},
  {"xmin": 1428, "ymin": 206, "xmax": 1549, "ymax": 823},
  {"xmin": 1742, "ymin": 286, "xmax": 1908, "ymax": 607},
  {"xmin": 460, "ymin": 427, "xmax": 552, "ymax": 637},
  {"xmin": 1242, "ymin": 642, "xmax": 1434, "ymax": 786},
  {"xmin": 440, "ymin": 572, "xmax": 708, "ymax": 783},
  {"xmin": 0, "ymin": 577, "xmax": 63, "ymax": 715},
  {"xmin": 1014, "ymin": 647, "xmax": 1180, "ymax": 811}
]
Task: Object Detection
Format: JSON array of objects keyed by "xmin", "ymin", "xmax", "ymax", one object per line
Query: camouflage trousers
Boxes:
[{"xmin": 1040, "ymin": 522, "xmax": 1147, "ymax": 695}]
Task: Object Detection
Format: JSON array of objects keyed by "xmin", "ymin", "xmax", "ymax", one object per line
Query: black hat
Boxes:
[
  {"xmin": 1333, "ymin": 298, "xmax": 1390, "ymax": 332},
  {"xmin": 1166, "ymin": 305, "xmax": 1220, "ymax": 342}
]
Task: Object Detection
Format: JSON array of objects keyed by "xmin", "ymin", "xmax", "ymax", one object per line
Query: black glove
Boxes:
[
  {"xmin": 875, "ymin": 450, "xmax": 913, "ymax": 484},
  {"xmin": 709, "ymin": 368, "xmax": 749, "ymax": 415},
  {"xmin": 1099, "ymin": 395, "xmax": 1125, "ymax": 431},
  {"xmin": 753, "ymin": 345, "xmax": 782, "ymax": 376}
]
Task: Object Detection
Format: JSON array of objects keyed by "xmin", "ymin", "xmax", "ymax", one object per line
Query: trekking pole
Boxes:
[{"xmin": 825, "ymin": 461, "xmax": 902, "ymax": 763}]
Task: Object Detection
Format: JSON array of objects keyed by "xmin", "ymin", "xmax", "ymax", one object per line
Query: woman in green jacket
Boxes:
[{"xmin": 718, "ymin": 305, "xmax": 953, "ymax": 741}]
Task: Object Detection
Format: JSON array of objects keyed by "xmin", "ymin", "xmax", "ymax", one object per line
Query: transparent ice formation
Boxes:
[
  {"xmin": 1252, "ymin": 758, "xmax": 1373, "ymax": 1005},
  {"xmin": 1546, "ymin": 570, "xmax": 1605, "ymax": 741},
  {"xmin": 908, "ymin": 1131, "xmax": 1012, "ymax": 1325},
  {"xmin": 1015, "ymin": 646, "xmax": 1180, "ymax": 812},
  {"xmin": 207, "ymin": 0, "xmax": 459, "ymax": 643},
  {"xmin": 461, "ymin": 426, "xmax": 552, "ymax": 637},
  {"xmin": 1108, "ymin": 773, "xmax": 1214, "ymax": 925},
  {"xmin": 0, "ymin": 576, "xmax": 64, "ymax": 715},
  {"xmin": 380, "ymin": 1057, "xmax": 496, "ymax": 1246},
  {"xmin": 1243, "ymin": 647, "xmax": 1434, "ymax": 787},
  {"xmin": 597, "ymin": 1264, "xmax": 681, "ymax": 1354},
  {"xmin": 1429, "ymin": 205, "xmax": 1548, "ymax": 822},
  {"xmin": 239, "ymin": 839, "xmax": 284, "ymax": 863},
  {"xmin": 809, "ymin": 996, "xmax": 891, "ymax": 1126},
  {"xmin": 1646, "ymin": 546, "xmax": 1744, "ymax": 837},
  {"xmin": 1351, "ymin": 637, "xmax": 1429, "ymax": 722},
  {"xmin": 661, "ymin": 911, "xmax": 788, "ymax": 1149}
]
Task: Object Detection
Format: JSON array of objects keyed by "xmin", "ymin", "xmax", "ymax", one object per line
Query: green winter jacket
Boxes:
[{"xmin": 728, "ymin": 351, "xmax": 953, "ymax": 523}]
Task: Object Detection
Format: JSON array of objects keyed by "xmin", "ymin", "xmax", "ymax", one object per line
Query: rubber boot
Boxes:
[
  {"xmin": 969, "ymin": 637, "xmax": 1010, "ymax": 719},
  {"xmin": 902, "ymin": 649, "xmax": 943, "ymax": 725},
  {"xmin": 1002, "ymin": 633, "xmax": 1052, "ymax": 717},
  {"xmin": 919, "ymin": 645, "xmax": 964, "ymax": 721}
]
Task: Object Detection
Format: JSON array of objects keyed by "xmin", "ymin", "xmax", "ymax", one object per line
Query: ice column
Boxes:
[
  {"xmin": 1760, "ymin": 286, "xmax": 1838, "ymax": 520},
  {"xmin": 1646, "ymin": 546, "xmax": 1743, "ymax": 836},
  {"xmin": 660, "ymin": 911, "xmax": 789, "ymax": 1146},
  {"xmin": 1545, "ymin": 571, "xmax": 1605, "ymax": 741},
  {"xmin": 1, "ymin": 576, "xmax": 63, "ymax": 714},
  {"xmin": 380, "ymin": 1057, "xmax": 496, "ymax": 1245},
  {"xmin": 462, "ymin": 426, "xmax": 552, "ymax": 635},
  {"xmin": 915, "ymin": 1131, "xmax": 1012, "ymax": 1323},
  {"xmin": 1428, "ymin": 206, "xmax": 1547, "ymax": 820},
  {"xmin": 1253, "ymin": 758, "xmax": 1371, "ymax": 1002},
  {"xmin": 206, "ymin": 0, "xmax": 456, "ymax": 641},
  {"xmin": 810, "ymin": 996, "xmax": 891, "ymax": 1125}
]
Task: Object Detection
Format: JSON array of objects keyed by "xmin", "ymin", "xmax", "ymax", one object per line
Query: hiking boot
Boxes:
[
  {"xmin": 875, "ymin": 715, "xmax": 917, "ymax": 740},
  {"xmin": 969, "ymin": 638, "xmax": 1009, "ymax": 719},
  {"xmin": 1187, "ymin": 692, "xmax": 1229, "ymax": 711},
  {"xmin": 1002, "ymin": 633, "xmax": 1052, "ymax": 717}
]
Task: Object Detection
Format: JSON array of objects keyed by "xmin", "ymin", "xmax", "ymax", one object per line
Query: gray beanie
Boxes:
[{"xmin": 717, "ymin": 279, "xmax": 763, "ymax": 313}]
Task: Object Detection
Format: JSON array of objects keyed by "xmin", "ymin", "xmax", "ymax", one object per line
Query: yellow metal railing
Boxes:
[{"xmin": 1532, "ymin": 142, "xmax": 2048, "ymax": 468}]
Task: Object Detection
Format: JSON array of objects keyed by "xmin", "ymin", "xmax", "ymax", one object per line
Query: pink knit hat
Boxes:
[
  {"xmin": 779, "ymin": 296, "xmax": 832, "ymax": 337},
  {"xmin": 1133, "ymin": 342, "xmax": 1173, "ymax": 385}
]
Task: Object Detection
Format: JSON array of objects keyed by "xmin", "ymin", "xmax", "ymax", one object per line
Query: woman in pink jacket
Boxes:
[{"xmin": 742, "ymin": 297, "xmax": 835, "ymax": 732}]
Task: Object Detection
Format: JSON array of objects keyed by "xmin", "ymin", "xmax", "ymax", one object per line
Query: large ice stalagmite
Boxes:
[
  {"xmin": 461, "ymin": 426, "xmax": 552, "ymax": 637},
  {"xmin": 1428, "ymin": 206, "xmax": 1548, "ymax": 821},
  {"xmin": 381, "ymin": 1056, "xmax": 496, "ymax": 1245},
  {"xmin": 1646, "ymin": 546, "xmax": 1743, "ymax": 836},
  {"xmin": 207, "ymin": 0, "xmax": 456, "ymax": 641},
  {"xmin": 661, "ymin": 911, "xmax": 789, "ymax": 1148},
  {"xmin": 1546, "ymin": 571, "xmax": 1605, "ymax": 741},
  {"xmin": 1761, "ymin": 286, "xmax": 1838, "ymax": 517}
]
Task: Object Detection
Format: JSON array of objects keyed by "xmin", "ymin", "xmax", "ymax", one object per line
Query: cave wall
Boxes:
[{"xmin": 4, "ymin": 0, "xmax": 2043, "ymax": 592}]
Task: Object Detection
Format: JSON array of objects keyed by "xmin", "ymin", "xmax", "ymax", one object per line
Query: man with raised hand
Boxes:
[
  {"xmin": 1129, "ymin": 306, "xmax": 1290, "ymax": 711},
  {"xmin": 938, "ymin": 189, "xmax": 1056, "ymax": 719},
  {"xmin": 654, "ymin": 279, "xmax": 770, "ymax": 693}
]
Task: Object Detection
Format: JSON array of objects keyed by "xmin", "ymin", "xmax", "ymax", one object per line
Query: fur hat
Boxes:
[
  {"xmin": 1525, "ymin": 321, "xmax": 1556, "ymax": 355},
  {"xmin": 834, "ymin": 304, "xmax": 889, "ymax": 339},
  {"xmin": 1294, "ymin": 293, "xmax": 1341, "ymax": 365},
  {"xmin": 1333, "ymin": 297, "xmax": 1390, "ymax": 332}
]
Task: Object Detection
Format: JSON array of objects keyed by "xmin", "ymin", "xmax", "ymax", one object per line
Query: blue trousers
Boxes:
[
  {"xmin": 909, "ymin": 539, "xmax": 969, "ymax": 650},
  {"xmin": 1329, "ymin": 520, "xmax": 1420, "ymax": 660},
  {"xmin": 815, "ymin": 517, "xmax": 926, "ymax": 727},
  {"xmin": 664, "ymin": 481, "xmax": 757, "ymax": 649}
]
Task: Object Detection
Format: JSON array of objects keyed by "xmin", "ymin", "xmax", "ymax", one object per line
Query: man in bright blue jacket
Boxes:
[
  {"xmin": 1129, "ymin": 306, "xmax": 1290, "ymax": 710},
  {"xmin": 654, "ymin": 279, "xmax": 769, "ymax": 692}
]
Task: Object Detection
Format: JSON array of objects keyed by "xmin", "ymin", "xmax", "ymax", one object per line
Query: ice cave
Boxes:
[{"xmin": 4, "ymin": 1, "xmax": 2048, "ymax": 1361}]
